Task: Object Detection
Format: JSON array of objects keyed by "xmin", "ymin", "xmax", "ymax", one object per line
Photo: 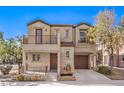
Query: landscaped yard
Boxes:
[{"xmin": 105, "ymin": 68, "xmax": 124, "ymax": 80}]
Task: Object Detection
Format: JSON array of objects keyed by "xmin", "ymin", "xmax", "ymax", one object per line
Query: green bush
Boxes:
[
  {"xmin": 16, "ymin": 74, "xmax": 24, "ymax": 81},
  {"xmin": 0, "ymin": 65, "xmax": 13, "ymax": 75},
  {"xmin": 16, "ymin": 74, "xmax": 46, "ymax": 81},
  {"xmin": 98, "ymin": 66, "xmax": 111, "ymax": 75}
]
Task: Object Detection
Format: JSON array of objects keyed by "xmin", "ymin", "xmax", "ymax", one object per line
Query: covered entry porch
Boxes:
[{"xmin": 22, "ymin": 50, "xmax": 60, "ymax": 73}]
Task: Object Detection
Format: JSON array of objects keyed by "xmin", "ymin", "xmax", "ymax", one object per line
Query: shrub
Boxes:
[
  {"xmin": 24, "ymin": 75, "xmax": 31, "ymax": 81},
  {"xmin": 31, "ymin": 75, "xmax": 42, "ymax": 81},
  {"xmin": 16, "ymin": 74, "xmax": 46, "ymax": 81},
  {"xmin": 97, "ymin": 66, "xmax": 111, "ymax": 75},
  {"xmin": 16, "ymin": 74, "xmax": 24, "ymax": 81},
  {"xmin": 0, "ymin": 65, "xmax": 13, "ymax": 75}
]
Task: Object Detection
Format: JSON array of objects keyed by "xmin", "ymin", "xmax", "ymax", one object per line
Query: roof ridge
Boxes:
[{"xmin": 27, "ymin": 19, "xmax": 93, "ymax": 27}]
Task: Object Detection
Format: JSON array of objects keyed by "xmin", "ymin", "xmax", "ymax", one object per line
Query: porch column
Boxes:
[
  {"xmin": 23, "ymin": 51, "xmax": 26, "ymax": 73},
  {"xmin": 93, "ymin": 55, "xmax": 96, "ymax": 68},
  {"xmin": 57, "ymin": 32, "xmax": 61, "ymax": 75},
  {"xmin": 89, "ymin": 54, "xmax": 92, "ymax": 69},
  {"xmin": 89, "ymin": 54, "xmax": 96, "ymax": 69},
  {"xmin": 57, "ymin": 51, "xmax": 61, "ymax": 75}
]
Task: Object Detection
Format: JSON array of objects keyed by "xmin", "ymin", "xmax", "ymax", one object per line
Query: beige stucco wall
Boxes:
[
  {"xmin": 75, "ymin": 43, "xmax": 96, "ymax": 53},
  {"xmin": 28, "ymin": 22, "xmax": 51, "ymax": 44},
  {"xmin": 60, "ymin": 47, "xmax": 74, "ymax": 73},
  {"xmin": 51, "ymin": 26, "xmax": 73, "ymax": 42},
  {"xmin": 23, "ymin": 21, "xmax": 97, "ymax": 73},
  {"xmin": 75, "ymin": 24, "xmax": 90, "ymax": 47},
  {"xmin": 89, "ymin": 54, "xmax": 96, "ymax": 69},
  {"xmin": 25, "ymin": 52, "xmax": 50, "ymax": 71},
  {"xmin": 23, "ymin": 44, "xmax": 59, "ymax": 53}
]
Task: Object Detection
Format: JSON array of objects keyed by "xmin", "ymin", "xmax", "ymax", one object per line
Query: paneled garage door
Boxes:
[{"xmin": 74, "ymin": 55, "xmax": 88, "ymax": 69}]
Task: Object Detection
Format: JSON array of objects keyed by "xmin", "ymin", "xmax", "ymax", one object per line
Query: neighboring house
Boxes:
[
  {"xmin": 98, "ymin": 43, "xmax": 124, "ymax": 68},
  {"xmin": 22, "ymin": 19, "xmax": 96, "ymax": 80}
]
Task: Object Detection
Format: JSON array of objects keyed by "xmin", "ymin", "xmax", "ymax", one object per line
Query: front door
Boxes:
[
  {"xmin": 50, "ymin": 53, "xmax": 57, "ymax": 71},
  {"xmin": 35, "ymin": 29, "xmax": 42, "ymax": 44}
]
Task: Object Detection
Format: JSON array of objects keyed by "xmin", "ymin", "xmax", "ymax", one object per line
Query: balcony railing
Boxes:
[
  {"xmin": 78, "ymin": 38, "xmax": 90, "ymax": 43},
  {"xmin": 23, "ymin": 35, "xmax": 57, "ymax": 44}
]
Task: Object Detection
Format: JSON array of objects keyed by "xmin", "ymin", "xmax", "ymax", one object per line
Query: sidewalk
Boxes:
[{"xmin": 1, "ymin": 80, "xmax": 124, "ymax": 86}]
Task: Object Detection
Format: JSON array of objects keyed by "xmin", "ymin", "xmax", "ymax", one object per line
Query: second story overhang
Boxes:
[{"xmin": 22, "ymin": 34, "xmax": 60, "ymax": 52}]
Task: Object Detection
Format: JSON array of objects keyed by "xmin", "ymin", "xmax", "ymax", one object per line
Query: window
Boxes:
[
  {"xmin": 66, "ymin": 51, "xmax": 70, "ymax": 58},
  {"xmin": 121, "ymin": 55, "xmax": 124, "ymax": 62},
  {"xmin": 26, "ymin": 54, "xmax": 28, "ymax": 60},
  {"xmin": 54, "ymin": 29, "xmax": 59, "ymax": 35},
  {"xmin": 37, "ymin": 54, "xmax": 40, "ymax": 61},
  {"xmin": 65, "ymin": 30, "xmax": 69, "ymax": 38},
  {"xmin": 32, "ymin": 54, "xmax": 36, "ymax": 61},
  {"xmin": 79, "ymin": 32, "xmax": 86, "ymax": 42},
  {"xmin": 32, "ymin": 54, "xmax": 40, "ymax": 61},
  {"xmin": 35, "ymin": 29, "xmax": 42, "ymax": 44}
]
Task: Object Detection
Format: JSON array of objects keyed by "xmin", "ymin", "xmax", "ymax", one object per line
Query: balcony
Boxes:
[
  {"xmin": 23, "ymin": 35, "xmax": 57, "ymax": 44},
  {"xmin": 75, "ymin": 38, "xmax": 96, "ymax": 53},
  {"xmin": 23, "ymin": 35, "xmax": 59, "ymax": 52}
]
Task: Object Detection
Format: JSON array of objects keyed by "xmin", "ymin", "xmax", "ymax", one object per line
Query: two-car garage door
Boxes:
[{"xmin": 74, "ymin": 55, "xmax": 88, "ymax": 69}]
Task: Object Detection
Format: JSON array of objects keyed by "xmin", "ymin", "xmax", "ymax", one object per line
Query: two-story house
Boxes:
[{"xmin": 22, "ymin": 19, "xmax": 96, "ymax": 80}]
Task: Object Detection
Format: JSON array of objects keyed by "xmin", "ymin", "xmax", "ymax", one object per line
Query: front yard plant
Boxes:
[
  {"xmin": 97, "ymin": 66, "xmax": 111, "ymax": 75},
  {"xmin": 16, "ymin": 74, "xmax": 46, "ymax": 81},
  {"xmin": 0, "ymin": 65, "xmax": 13, "ymax": 75}
]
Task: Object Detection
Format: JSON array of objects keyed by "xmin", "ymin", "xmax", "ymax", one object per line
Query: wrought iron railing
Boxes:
[{"xmin": 23, "ymin": 35, "xmax": 57, "ymax": 44}]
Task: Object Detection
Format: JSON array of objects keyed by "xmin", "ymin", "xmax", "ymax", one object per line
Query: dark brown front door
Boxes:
[
  {"xmin": 50, "ymin": 53, "xmax": 57, "ymax": 70},
  {"xmin": 74, "ymin": 55, "xmax": 88, "ymax": 69}
]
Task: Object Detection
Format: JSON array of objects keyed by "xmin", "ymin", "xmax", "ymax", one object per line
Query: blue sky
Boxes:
[{"xmin": 0, "ymin": 6, "xmax": 124, "ymax": 38}]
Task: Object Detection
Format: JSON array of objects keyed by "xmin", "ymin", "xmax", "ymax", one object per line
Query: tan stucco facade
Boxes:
[
  {"xmin": 60, "ymin": 47, "xmax": 75, "ymax": 73},
  {"xmin": 25, "ymin": 52, "xmax": 50, "ymax": 71},
  {"xmin": 22, "ymin": 20, "xmax": 96, "ymax": 76}
]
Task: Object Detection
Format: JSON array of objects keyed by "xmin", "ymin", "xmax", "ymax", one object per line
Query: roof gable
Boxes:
[
  {"xmin": 27, "ymin": 20, "xmax": 49, "ymax": 26},
  {"xmin": 27, "ymin": 19, "xmax": 93, "ymax": 27},
  {"xmin": 76, "ymin": 22, "xmax": 93, "ymax": 27}
]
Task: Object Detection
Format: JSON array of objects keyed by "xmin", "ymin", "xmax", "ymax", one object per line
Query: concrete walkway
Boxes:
[{"xmin": 47, "ymin": 72, "xmax": 57, "ymax": 81}]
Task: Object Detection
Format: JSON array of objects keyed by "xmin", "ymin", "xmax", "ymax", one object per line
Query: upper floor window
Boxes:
[
  {"xmin": 79, "ymin": 32, "xmax": 86, "ymax": 43},
  {"xmin": 54, "ymin": 29, "xmax": 59, "ymax": 35},
  {"xmin": 35, "ymin": 29, "xmax": 42, "ymax": 44},
  {"xmin": 65, "ymin": 29, "xmax": 69, "ymax": 38}
]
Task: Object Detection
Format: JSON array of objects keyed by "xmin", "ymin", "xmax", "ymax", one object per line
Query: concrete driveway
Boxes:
[
  {"xmin": 74, "ymin": 70, "xmax": 110, "ymax": 81},
  {"xmin": 4, "ymin": 70, "xmax": 124, "ymax": 86}
]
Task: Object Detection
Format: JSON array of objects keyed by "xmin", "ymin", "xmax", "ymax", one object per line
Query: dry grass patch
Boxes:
[{"xmin": 106, "ymin": 68, "xmax": 124, "ymax": 80}]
